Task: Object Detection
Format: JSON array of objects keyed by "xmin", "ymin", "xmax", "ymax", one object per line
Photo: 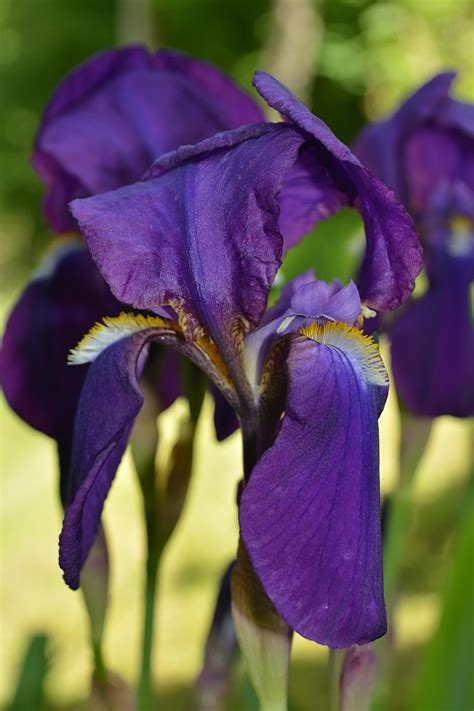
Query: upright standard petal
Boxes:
[
  {"xmin": 403, "ymin": 127, "xmax": 474, "ymax": 217},
  {"xmin": 240, "ymin": 322, "xmax": 389, "ymax": 647},
  {"xmin": 355, "ymin": 72, "xmax": 458, "ymax": 201},
  {"xmin": 33, "ymin": 46, "xmax": 263, "ymax": 231},
  {"xmin": 253, "ymin": 71, "xmax": 423, "ymax": 311},
  {"xmin": 354, "ymin": 72, "xmax": 474, "ymax": 216},
  {"xmin": 70, "ymin": 123, "xmax": 305, "ymax": 390},
  {"xmin": 244, "ymin": 276, "xmax": 362, "ymax": 389}
]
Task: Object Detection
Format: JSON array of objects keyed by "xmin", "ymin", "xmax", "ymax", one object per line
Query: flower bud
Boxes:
[
  {"xmin": 340, "ymin": 644, "xmax": 377, "ymax": 711},
  {"xmin": 231, "ymin": 543, "xmax": 292, "ymax": 711}
]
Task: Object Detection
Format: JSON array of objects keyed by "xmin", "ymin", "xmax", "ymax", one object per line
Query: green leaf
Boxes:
[
  {"xmin": 9, "ymin": 634, "xmax": 48, "ymax": 711},
  {"xmin": 279, "ymin": 208, "xmax": 364, "ymax": 286},
  {"xmin": 410, "ymin": 497, "xmax": 474, "ymax": 711}
]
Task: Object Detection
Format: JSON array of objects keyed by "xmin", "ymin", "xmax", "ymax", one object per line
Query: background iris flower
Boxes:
[
  {"xmin": 1, "ymin": 45, "xmax": 261, "ymax": 494},
  {"xmin": 355, "ymin": 72, "xmax": 474, "ymax": 418},
  {"xmin": 62, "ymin": 70, "xmax": 422, "ymax": 675}
]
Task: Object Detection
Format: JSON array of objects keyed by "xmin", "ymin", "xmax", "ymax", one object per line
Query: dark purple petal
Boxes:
[
  {"xmin": 253, "ymin": 72, "xmax": 357, "ymax": 163},
  {"xmin": 60, "ymin": 333, "xmax": 150, "ymax": 588},
  {"xmin": 212, "ymin": 387, "xmax": 239, "ymax": 441},
  {"xmin": 404, "ymin": 128, "xmax": 474, "ymax": 215},
  {"xmin": 352, "ymin": 168, "xmax": 423, "ymax": 310},
  {"xmin": 60, "ymin": 310, "xmax": 240, "ymax": 588},
  {"xmin": 278, "ymin": 145, "xmax": 349, "ymax": 249},
  {"xmin": 354, "ymin": 72, "xmax": 457, "ymax": 201},
  {"xmin": 0, "ymin": 243, "xmax": 120, "ymax": 443},
  {"xmin": 438, "ymin": 97, "xmax": 474, "ymax": 137},
  {"xmin": 70, "ymin": 123, "xmax": 305, "ymax": 387},
  {"xmin": 33, "ymin": 46, "xmax": 263, "ymax": 232},
  {"xmin": 354, "ymin": 72, "xmax": 474, "ymax": 219},
  {"xmin": 141, "ymin": 342, "xmax": 182, "ymax": 412},
  {"xmin": 254, "ymin": 71, "xmax": 423, "ymax": 311},
  {"xmin": 60, "ymin": 318, "xmax": 187, "ymax": 588},
  {"xmin": 244, "ymin": 277, "xmax": 362, "ymax": 389},
  {"xmin": 290, "ymin": 279, "xmax": 360, "ymax": 324},
  {"xmin": 240, "ymin": 328, "xmax": 388, "ymax": 647},
  {"xmin": 259, "ymin": 271, "xmax": 316, "ymax": 326},
  {"xmin": 390, "ymin": 259, "xmax": 474, "ymax": 417}
]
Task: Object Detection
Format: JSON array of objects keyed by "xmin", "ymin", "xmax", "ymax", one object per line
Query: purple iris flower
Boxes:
[
  {"xmin": 1, "ymin": 46, "xmax": 260, "ymax": 488},
  {"xmin": 32, "ymin": 45, "xmax": 264, "ymax": 233},
  {"xmin": 355, "ymin": 73, "xmax": 474, "ymax": 417},
  {"xmin": 61, "ymin": 72, "xmax": 422, "ymax": 648}
]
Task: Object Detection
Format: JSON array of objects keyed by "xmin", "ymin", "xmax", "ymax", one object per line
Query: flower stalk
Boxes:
[
  {"xmin": 132, "ymin": 361, "xmax": 206, "ymax": 709},
  {"xmin": 383, "ymin": 410, "xmax": 432, "ymax": 611},
  {"xmin": 232, "ymin": 543, "xmax": 292, "ymax": 711},
  {"xmin": 80, "ymin": 526, "xmax": 110, "ymax": 685}
]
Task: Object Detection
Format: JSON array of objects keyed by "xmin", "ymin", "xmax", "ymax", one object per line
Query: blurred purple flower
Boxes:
[
  {"xmin": 356, "ymin": 73, "xmax": 474, "ymax": 417},
  {"xmin": 60, "ymin": 74, "xmax": 423, "ymax": 647},
  {"xmin": 1, "ymin": 46, "xmax": 260, "ymax": 490},
  {"xmin": 32, "ymin": 45, "xmax": 263, "ymax": 233}
]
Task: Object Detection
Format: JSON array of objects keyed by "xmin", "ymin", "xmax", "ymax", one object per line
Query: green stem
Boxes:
[
  {"xmin": 383, "ymin": 484, "xmax": 413, "ymax": 613},
  {"xmin": 372, "ymin": 413, "xmax": 432, "ymax": 710},
  {"xmin": 328, "ymin": 648, "xmax": 344, "ymax": 711},
  {"xmin": 137, "ymin": 552, "xmax": 161, "ymax": 711},
  {"xmin": 92, "ymin": 640, "xmax": 107, "ymax": 685},
  {"xmin": 383, "ymin": 413, "xmax": 432, "ymax": 612},
  {"xmin": 261, "ymin": 702, "xmax": 288, "ymax": 711}
]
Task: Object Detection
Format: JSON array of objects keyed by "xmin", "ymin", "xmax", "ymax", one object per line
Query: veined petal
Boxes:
[
  {"xmin": 60, "ymin": 329, "xmax": 152, "ymax": 588},
  {"xmin": 69, "ymin": 312, "xmax": 233, "ymax": 397},
  {"xmin": 68, "ymin": 312, "xmax": 181, "ymax": 364},
  {"xmin": 290, "ymin": 280, "xmax": 361, "ymax": 324},
  {"xmin": 33, "ymin": 46, "xmax": 263, "ymax": 232},
  {"xmin": 244, "ymin": 277, "xmax": 362, "ymax": 390},
  {"xmin": 60, "ymin": 312, "xmax": 236, "ymax": 588},
  {"xmin": 240, "ymin": 322, "xmax": 388, "ymax": 647},
  {"xmin": 70, "ymin": 123, "xmax": 305, "ymax": 393},
  {"xmin": 352, "ymin": 168, "xmax": 423, "ymax": 311},
  {"xmin": 254, "ymin": 71, "xmax": 423, "ymax": 311}
]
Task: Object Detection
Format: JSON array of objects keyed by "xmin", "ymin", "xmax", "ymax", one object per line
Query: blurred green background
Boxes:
[{"xmin": 1, "ymin": 0, "xmax": 473, "ymax": 709}]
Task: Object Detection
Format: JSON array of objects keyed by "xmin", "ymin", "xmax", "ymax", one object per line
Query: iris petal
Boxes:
[
  {"xmin": 390, "ymin": 264, "xmax": 474, "ymax": 417},
  {"xmin": 34, "ymin": 46, "xmax": 263, "ymax": 232},
  {"xmin": 60, "ymin": 310, "xmax": 236, "ymax": 588},
  {"xmin": 240, "ymin": 324, "xmax": 388, "ymax": 647},
  {"xmin": 253, "ymin": 71, "xmax": 423, "ymax": 311},
  {"xmin": 0, "ymin": 244, "xmax": 121, "ymax": 491},
  {"xmin": 354, "ymin": 72, "xmax": 457, "ymax": 202},
  {"xmin": 354, "ymin": 71, "xmax": 474, "ymax": 213},
  {"xmin": 70, "ymin": 123, "xmax": 305, "ymax": 396},
  {"xmin": 60, "ymin": 330, "xmax": 153, "ymax": 588}
]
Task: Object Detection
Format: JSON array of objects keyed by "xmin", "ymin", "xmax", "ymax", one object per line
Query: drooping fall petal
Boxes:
[{"xmin": 240, "ymin": 322, "xmax": 389, "ymax": 647}]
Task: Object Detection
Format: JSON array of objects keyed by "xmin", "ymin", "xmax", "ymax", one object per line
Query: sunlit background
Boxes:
[{"xmin": 1, "ymin": 0, "xmax": 473, "ymax": 708}]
